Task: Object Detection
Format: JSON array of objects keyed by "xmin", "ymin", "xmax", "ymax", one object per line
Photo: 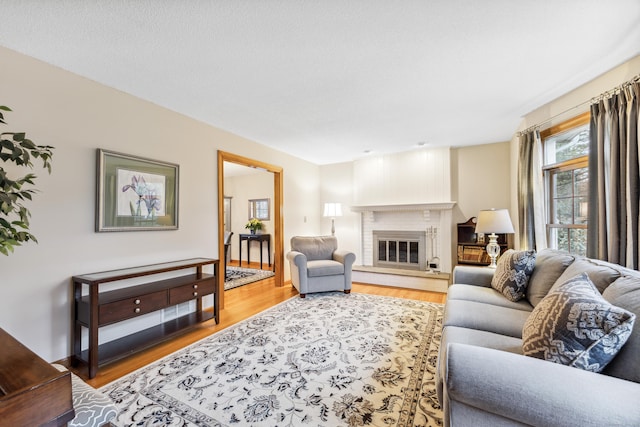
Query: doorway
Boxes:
[{"xmin": 217, "ymin": 151, "xmax": 284, "ymax": 309}]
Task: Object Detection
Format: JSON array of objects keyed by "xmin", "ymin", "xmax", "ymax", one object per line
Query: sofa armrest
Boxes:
[
  {"xmin": 445, "ymin": 343, "xmax": 640, "ymax": 427},
  {"xmin": 452, "ymin": 266, "xmax": 494, "ymax": 287}
]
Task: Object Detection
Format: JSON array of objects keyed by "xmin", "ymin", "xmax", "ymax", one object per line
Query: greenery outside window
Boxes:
[{"xmin": 541, "ymin": 112, "xmax": 589, "ymax": 256}]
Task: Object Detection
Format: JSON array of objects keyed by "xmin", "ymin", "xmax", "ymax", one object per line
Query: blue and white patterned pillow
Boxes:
[
  {"xmin": 491, "ymin": 249, "xmax": 536, "ymax": 301},
  {"xmin": 522, "ymin": 273, "xmax": 636, "ymax": 372}
]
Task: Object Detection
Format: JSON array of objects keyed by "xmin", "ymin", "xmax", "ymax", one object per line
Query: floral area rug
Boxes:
[
  {"xmin": 224, "ymin": 266, "xmax": 275, "ymax": 291},
  {"xmin": 100, "ymin": 292, "xmax": 444, "ymax": 426}
]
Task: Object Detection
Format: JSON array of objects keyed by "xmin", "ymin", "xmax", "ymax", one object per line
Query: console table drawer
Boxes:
[
  {"xmin": 169, "ymin": 279, "xmax": 215, "ymax": 305},
  {"xmin": 99, "ymin": 291, "xmax": 167, "ymax": 325}
]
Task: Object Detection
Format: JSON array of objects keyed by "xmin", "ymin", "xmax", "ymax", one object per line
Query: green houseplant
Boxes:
[
  {"xmin": 0, "ymin": 106, "xmax": 54, "ymax": 255},
  {"xmin": 245, "ymin": 218, "xmax": 263, "ymax": 234}
]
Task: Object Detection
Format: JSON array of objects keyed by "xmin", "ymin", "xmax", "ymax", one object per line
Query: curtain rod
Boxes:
[{"xmin": 518, "ymin": 73, "xmax": 640, "ymax": 136}]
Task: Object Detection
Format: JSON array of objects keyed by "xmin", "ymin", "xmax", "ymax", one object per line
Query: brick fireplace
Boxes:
[{"xmin": 352, "ymin": 202, "xmax": 455, "ymax": 274}]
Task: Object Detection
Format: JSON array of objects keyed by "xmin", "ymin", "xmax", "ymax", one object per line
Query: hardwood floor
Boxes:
[{"xmin": 68, "ymin": 261, "xmax": 446, "ymax": 388}]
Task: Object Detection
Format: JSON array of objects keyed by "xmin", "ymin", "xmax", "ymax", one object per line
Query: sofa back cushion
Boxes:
[
  {"xmin": 526, "ymin": 249, "xmax": 575, "ymax": 307},
  {"xmin": 291, "ymin": 235, "xmax": 337, "ymax": 261},
  {"xmin": 491, "ymin": 249, "xmax": 536, "ymax": 302},
  {"xmin": 552, "ymin": 257, "xmax": 622, "ymax": 295},
  {"xmin": 602, "ymin": 275, "xmax": 640, "ymax": 383},
  {"xmin": 522, "ymin": 273, "xmax": 636, "ymax": 373}
]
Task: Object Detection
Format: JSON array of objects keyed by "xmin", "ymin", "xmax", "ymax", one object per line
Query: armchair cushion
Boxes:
[
  {"xmin": 307, "ymin": 259, "xmax": 345, "ymax": 277},
  {"xmin": 290, "ymin": 235, "xmax": 337, "ymax": 260}
]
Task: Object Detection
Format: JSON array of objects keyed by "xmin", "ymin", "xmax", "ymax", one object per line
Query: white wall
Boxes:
[
  {"xmin": 0, "ymin": 46, "xmax": 320, "ymax": 362},
  {"xmin": 352, "ymin": 147, "xmax": 452, "ymax": 205},
  {"xmin": 319, "ymin": 162, "xmax": 360, "ymax": 257},
  {"xmin": 452, "ymin": 141, "xmax": 512, "ymax": 224}
]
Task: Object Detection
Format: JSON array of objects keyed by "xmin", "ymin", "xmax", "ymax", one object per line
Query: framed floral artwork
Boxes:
[{"xmin": 96, "ymin": 149, "xmax": 179, "ymax": 231}]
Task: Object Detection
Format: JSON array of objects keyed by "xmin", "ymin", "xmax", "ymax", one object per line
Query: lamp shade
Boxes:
[
  {"xmin": 323, "ymin": 202, "xmax": 343, "ymax": 217},
  {"xmin": 475, "ymin": 208, "xmax": 514, "ymax": 234}
]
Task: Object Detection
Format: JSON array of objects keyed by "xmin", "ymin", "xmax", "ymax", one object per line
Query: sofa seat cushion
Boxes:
[
  {"xmin": 602, "ymin": 275, "xmax": 640, "ymax": 382},
  {"xmin": 306, "ymin": 259, "xmax": 345, "ymax": 277},
  {"xmin": 448, "ymin": 284, "xmax": 533, "ymax": 312},
  {"xmin": 491, "ymin": 249, "xmax": 536, "ymax": 301},
  {"xmin": 443, "ymin": 299, "xmax": 532, "ymax": 338},
  {"xmin": 437, "ymin": 326, "xmax": 523, "ymax": 403},
  {"xmin": 527, "ymin": 249, "xmax": 575, "ymax": 307},
  {"xmin": 522, "ymin": 273, "xmax": 636, "ymax": 373}
]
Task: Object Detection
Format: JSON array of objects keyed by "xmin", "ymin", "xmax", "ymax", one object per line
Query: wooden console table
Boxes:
[
  {"xmin": 0, "ymin": 328, "xmax": 75, "ymax": 426},
  {"xmin": 239, "ymin": 233, "xmax": 271, "ymax": 269},
  {"xmin": 72, "ymin": 258, "xmax": 219, "ymax": 378}
]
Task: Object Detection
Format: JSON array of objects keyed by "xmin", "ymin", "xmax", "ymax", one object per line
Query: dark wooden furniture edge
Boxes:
[{"xmin": 0, "ymin": 328, "xmax": 74, "ymax": 426}]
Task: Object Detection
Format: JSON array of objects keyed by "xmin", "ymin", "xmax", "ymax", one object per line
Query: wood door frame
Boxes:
[{"xmin": 217, "ymin": 151, "xmax": 284, "ymax": 309}]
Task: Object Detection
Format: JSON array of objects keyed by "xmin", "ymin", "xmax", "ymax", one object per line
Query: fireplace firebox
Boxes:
[{"xmin": 373, "ymin": 230, "xmax": 426, "ymax": 270}]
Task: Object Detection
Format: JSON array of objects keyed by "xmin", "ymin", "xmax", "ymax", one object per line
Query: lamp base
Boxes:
[{"xmin": 485, "ymin": 233, "xmax": 501, "ymax": 268}]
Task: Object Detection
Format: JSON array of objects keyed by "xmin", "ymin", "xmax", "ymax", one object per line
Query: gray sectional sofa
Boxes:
[{"xmin": 437, "ymin": 249, "xmax": 640, "ymax": 427}]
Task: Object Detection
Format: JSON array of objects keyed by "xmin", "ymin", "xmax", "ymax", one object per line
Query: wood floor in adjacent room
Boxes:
[{"xmin": 69, "ymin": 261, "xmax": 447, "ymax": 388}]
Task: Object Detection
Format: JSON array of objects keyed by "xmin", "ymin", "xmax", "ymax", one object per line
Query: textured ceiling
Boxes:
[{"xmin": 1, "ymin": 1, "xmax": 639, "ymax": 164}]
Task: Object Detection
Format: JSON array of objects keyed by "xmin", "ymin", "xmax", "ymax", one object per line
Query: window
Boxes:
[
  {"xmin": 541, "ymin": 112, "xmax": 590, "ymax": 256},
  {"xmin": 248, "ymin": 198, "xmax": 270, "ymax": 220}
]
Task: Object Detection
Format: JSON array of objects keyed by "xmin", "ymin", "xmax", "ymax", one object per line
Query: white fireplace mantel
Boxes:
[
  {"xmin": 350, "ymin": 202, "xmax": 456, "ymax": 213},
  {"xmin": 353, "ymin": 201, "xmax": 457, "ymax": 274}
]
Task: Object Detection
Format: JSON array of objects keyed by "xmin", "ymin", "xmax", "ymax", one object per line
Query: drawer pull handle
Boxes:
[
  {"xmin": 134, "ymin": 299, "xmax": 141, "ymax": 305},
  {"xmin": 134, "ymin": 307, "xmax": 141, "ymax": 313},
  {"xmin": 193, "ymin": 284, "xmax": 198, "ymax": 289},
  {"xmin": 193, "ymin": 292, "xmax": 198, "ymax": 297}
]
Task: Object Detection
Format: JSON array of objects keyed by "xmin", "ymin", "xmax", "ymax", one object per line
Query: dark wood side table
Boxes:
[
  {"xmin": 239, "ymin": 233, "xmax": 271, "ymax": 269},
  {"xmin": 0, "ymin": 328, "xmax": 75, "ymax": 426}
]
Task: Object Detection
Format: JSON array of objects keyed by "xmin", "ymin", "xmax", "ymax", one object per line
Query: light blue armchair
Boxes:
[{"xmin": 286, "ymin": 235, "xmax": 356, "ymax": 298}]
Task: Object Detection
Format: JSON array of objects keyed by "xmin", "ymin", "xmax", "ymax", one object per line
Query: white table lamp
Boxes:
[
  {"xmin": 474, "ymin": 208, "xmax": 514, "ymax": 268},
  {"xmin": 323, "ymin": 203, "xmax": 343, "ymax": 236}
]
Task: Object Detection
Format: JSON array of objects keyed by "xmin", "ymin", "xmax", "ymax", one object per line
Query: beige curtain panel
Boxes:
[{"xmin": 588, "ymin": 78, "xmax": 640, "ymax": 268}]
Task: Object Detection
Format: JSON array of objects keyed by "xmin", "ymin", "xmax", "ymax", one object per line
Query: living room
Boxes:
[{"xmin": 1, "ymin": 2, "xmax": 640, "ymax": 426}]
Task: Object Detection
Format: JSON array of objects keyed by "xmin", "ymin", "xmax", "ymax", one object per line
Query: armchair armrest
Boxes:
[
  {"xmin": 333, "ymin": 250, "xmax": 356, "ymax": 268},
  {"xmin": 286, "ymin": 250, "xmax": 307, "ymax": 268},
  {"xmin": 446, "ymin": 343, "xmax": 640, "ymax": 427},
  {"xmin": 452, "ymin": 265, "xmax": 494, "ymax": 287},
  {"xmin": 286, "ymin": 250, "xmax": 308, "ymax": 293}
]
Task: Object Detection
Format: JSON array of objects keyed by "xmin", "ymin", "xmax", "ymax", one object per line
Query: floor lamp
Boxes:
[
  {"xmin": 323, "ymin": 203, "xmax": 343, "ymax": 236},
  {"xmin": 474, "ymin": 208, "xmax": 514, "ymax": 268}
]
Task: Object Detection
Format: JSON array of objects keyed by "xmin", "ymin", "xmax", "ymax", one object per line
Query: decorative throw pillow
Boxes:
[
  {"xmin": 522, "ymin": 273, "xmax": 636, "ymax": 372},
  {"xmin": 491, "ymin": 249, "xmax": 536, "ymax": 302}
]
